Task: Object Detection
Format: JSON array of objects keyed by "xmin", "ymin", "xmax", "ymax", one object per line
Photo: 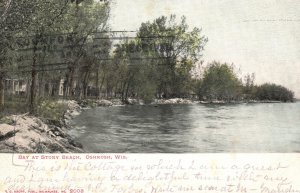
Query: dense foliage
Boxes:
[
  {"xmin": 102, "ymin": 15, "xmax": 207, "ymax": 103},
  {"xmin": 255, "ymin": 83, "xmax": 294, "ymax": 102},
  {"xmin": 0, "ymin": 0, "xmax": 296, "ymax": 116},
  {"xmin": 0, "ymin": 0, "xmax": 110, "ymax": 113},
  {"xmin": 197, "ymin": 62, "xmax": 242, "ymax": 101},
  {"xmin": 196, "ymin": 62, "xmax": 294, "ymax": 102}
]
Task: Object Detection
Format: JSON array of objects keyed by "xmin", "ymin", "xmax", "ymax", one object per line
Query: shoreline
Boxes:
[
  {"xmin": 0, "ymin": 100, "xmax": 84, "ymax": 153},
  {"xmin": 0, "ymin": 98, "xmax": 294, "ymax": 153},
  {"xmin": 78, "ymin": 98, "xmax": 293, "ymax": 107}
]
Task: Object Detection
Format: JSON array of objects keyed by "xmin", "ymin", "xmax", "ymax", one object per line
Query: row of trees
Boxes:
[
  {"xmin": 196, "ymin": 62, "xmax": 294, "ymax": 102},
  {"xmin": 103, "ymin": 15, "xmax": 208, "ymax": 103},
  {"xmin": 1, "ymin": 0, "xmax": 210, "ymax": 112},
  {"xmin": 0, "ymin": 0, "xmax": 111, "ymax": 114},
  {"xmin": 0, "ymin": 0, "xmax": 295, "ymax": 116},
  {"xmin": 83, "ymin": 15, "xmax": 295, "ymax": 103}
]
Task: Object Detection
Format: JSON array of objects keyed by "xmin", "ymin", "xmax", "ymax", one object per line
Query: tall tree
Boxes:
[
  {"xmin": 135, "ymin": 15, "xmax": 207, "ymax": 99},
  {"xmin": 61, "ymin": 0, "xmax": 110, "ymax": 99},
  {"xmin": 20, "ymin": 0, "xmax": 70, "ymax": 114},
  {"xmin": 243, "ymin": 73, "xmax": 256, "ymax": 99},
  {"xmin": 3, "ymin": 0, "xmax": 110, "ymax": 113},
  {"xmin": 0, "ymin": 0, "xmax": 41, "ymax": 107},
  {"xmin": 199, "ymin": 62, "xmax": 242, "ymax": 101}
]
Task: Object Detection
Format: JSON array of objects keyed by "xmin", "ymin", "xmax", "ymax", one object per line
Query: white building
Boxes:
[{"xmin": 5, "ymin": 79, "xmax": 27, "ymax": 95}]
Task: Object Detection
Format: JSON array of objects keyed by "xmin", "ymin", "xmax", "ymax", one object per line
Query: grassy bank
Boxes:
[{"xmin": 0, "ymin": 99, "xmax": 83, "ymax": 153}]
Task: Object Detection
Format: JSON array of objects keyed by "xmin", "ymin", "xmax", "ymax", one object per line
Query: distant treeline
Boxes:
[
  {"xmin": 196, "ymin": 62, "xmax": 294, "ymax": 102},
  {"xmin": 253, "ymin": 84, "xmax": 294, "ymax": 102}
]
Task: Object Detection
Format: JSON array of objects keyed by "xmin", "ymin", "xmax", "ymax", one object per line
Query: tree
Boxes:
[
  {"xmin": 61, "ymin": 0, "xmax": 110, "ymax": 100},
  {"xmin": 199, "ymin": 62, "xmax": 242, "ymax": 101},
  {"xmin": 243, "ymin": 73, "xmax": 256, "ymax": 99},
  {"xmin": 108, "ymin": 15, "xmax": 207, "ymax": 102},
  {"xmin": 19, "ymin": 0, "xmax": 71, "ymax": 114},
  {"xmin": 112, "ymin": 40, "xmax": 152, "ymax": 102},
  {"xmin": 136, "ymin": 15, "xmax": 207, "ymax": 98},
  {"xmin": 0, "ymin": 0, "xmax": 42, "ymax": 107},
  {"xmin": 1, "ymin": 0, "xmax": 110, "ymax": 113}
]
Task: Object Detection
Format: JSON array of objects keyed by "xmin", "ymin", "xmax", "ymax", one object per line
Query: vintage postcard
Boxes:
[{"xmin": 0, "ymin": 0, "xmax": 300, "ymax": 192}]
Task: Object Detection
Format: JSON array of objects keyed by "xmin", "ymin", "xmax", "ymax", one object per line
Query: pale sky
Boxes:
[{"xmin": 109, "ymin": 0, "xmax": 300, "ymax": 98}]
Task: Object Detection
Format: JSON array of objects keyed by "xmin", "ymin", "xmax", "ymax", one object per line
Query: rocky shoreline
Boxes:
[
  {"xmin": 0, "ymin": 98, "xmax": 289, "ymax": 153},
  {"xmin": 77, "ymin": 98, "xmax": 286, "ymax": 107},
  {"xmin": 0, "ymin": 100, "xmax": 84, "ymax": 153}
]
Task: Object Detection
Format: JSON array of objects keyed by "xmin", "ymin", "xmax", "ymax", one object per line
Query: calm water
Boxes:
[{"xmin": 69, "ymin": 102, "xmax": 300, "ymax": 153}]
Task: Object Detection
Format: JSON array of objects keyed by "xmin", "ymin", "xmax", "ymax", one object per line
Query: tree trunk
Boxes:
[
  {"xmin": 121, "ymin": 81, "xmax": 126, "ymax": 101},
  {"xmin": 0, "ymin": 76, "xmax": 4, "ymax": 107},
  {"xmin": 99, "ymin": 74, "xmax": 105, "ymax": 99},
  {"xmin": 114, "ymin": 81, "xmax": 120, "ymax": 98},
  {"xmin": 25, "ymin": 79, "xmax": 30, "ymax": 101},
  {"xmin": 48, "ymin": 83, "xmax": 53, "ymax": 97},
  {"xmin": 125, "ymin": 81, "xmax": 130, "ymax": 101},
  {"xmin": 95, "ymin": 70, "xmax": 99, "ymax": 99},
  {"xmin": 29, "ymin": 36, "xmax": 38, "ymax": 115},
  {"xmin": 66, "ymin": 67, "xmax": 75, "ymax": 98},
  {"xmin": 82, "ymin": 71, "xmax": 90, "ymax": 99}
]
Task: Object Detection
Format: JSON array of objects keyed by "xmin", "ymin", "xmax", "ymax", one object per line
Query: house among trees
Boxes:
[
  {"xmin": 4, "ymin": 79, "xmax": 27, "ymax": 95},
  {"xmin": 4, "ymin": 77, "xmax": 101, "ymax": 99},
  {"xmin": 4, "ymin": 78, "xmax": 65, "ymax": 97}
]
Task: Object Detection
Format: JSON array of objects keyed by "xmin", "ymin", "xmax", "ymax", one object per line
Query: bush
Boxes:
[
  {"xmin": 255, "ymin": 83, "xmax": 294, "ymax": 102},
  {"xmin": 37, "ymin": 100, "xmax": 68, "ymax": 121}
]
